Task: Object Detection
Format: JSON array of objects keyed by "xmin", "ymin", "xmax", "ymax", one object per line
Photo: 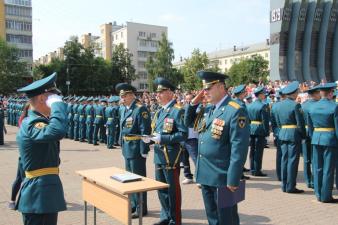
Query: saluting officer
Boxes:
[
  {"xmin": 85, "ymin": 97, "xmax": 94, "ymax": 144},
  {"xmin": 247, "ymin": 86, "xmax": 270, "ymax": 177},
  {"xmin": 275, "ymin": 81, "xmax": 305, "ymax": 193},
  {"xmin": 185, "ymin": 71, "xmax": 249, "ymax": 225},
  {"xmin": 301, "ymin": 86, "xmax": 321, "ymax": 188},
  {"xmin": 116, "ymin": 83, "xmax": 151, "ymax": 218},
  {"xmin": 142, "ymin": 77, "xmax": 187, "ymax": 225},
  {"xmin": 16, "ymin": 72, "xmax": 68, "ymax": 225},
  {"xmin": 308, "ymin": 83, "xmax": 338, "ymax": 203}
]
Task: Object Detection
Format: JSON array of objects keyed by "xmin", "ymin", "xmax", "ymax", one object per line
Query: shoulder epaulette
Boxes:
[
  {"xmin": 228, "ymin": 101, "xmax": 240, "ymax": 109},
  {"xmin": 174, "ymin": 104, "xmax": 182, "ymax": 109}
]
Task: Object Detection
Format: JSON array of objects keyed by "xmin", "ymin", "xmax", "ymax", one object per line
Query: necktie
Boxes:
[{"xmin": 210, "ymin": 105, "xmax": 216, "ymax": 115}]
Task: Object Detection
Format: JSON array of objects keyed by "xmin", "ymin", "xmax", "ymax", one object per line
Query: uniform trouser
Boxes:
[
  {"xmin": 67, "ymin": 121, "xmax": 74, "ymax": 139},
  {"xmin": 201, "ymin": 185, "xmax": 239, "ymax": 225},
  {"xmin": 115, "ymin": 124, "xmax": 120, "ymax": 145},
  {"xmin": 99, "ymin": 125, "xmax": 106, "ymax": 143},
  {"xmin": 0, "ymin": 123, "xmax": 4, "ymax": 145},
  {"xmin": 22, "ymin": 213, "xmax": 58, "ymax": 225},
  {"xmin": 155, "ymin": 165, "xmax": 181, "ymax": 225},
  {"xmin": 249, "ymin": 135, "xmax": 265, "ymax": 174},
  {"xmin": 79, "ymin": 122, "xmax": 86, "ymax": 141},
  {"xmin": 280, "ymin": 140, "xmax": 301, "ymax": 192},
  {"xmin": 302, "ymin": 137, "xmax": 313, "ymax": 187},
  {"xmin": 274, "ymin": 137, "xmax": 282, "ymax": 181},
  {"xmin": 312, "ymin": 145, "xmax": 336, "ymax": 202},
  {"xmin": 106, "ymin": 125, "xmax": 115, "ymax": 149},
  {"xmin": 336, "ymin": 157, "xmax": 338, "ymax": 190},
  {"xmin": 93, "ymin": 123, "xmax": 101, "ymax": 144},
  {"xmin": 182, "ymin": 138, "xmax": 198, "ymax": 179},
  {"xmin": 125, "ymin": 157, "xmax": 147, "ymax": 214},
  {"xmin": 11, "ymin": 158, "xmax": 24, "ymax": 201},
  {"xmin": 7, "ymin": 114, "xmax": 10, "ymax": 125},
  {"xmin": 73, "ymin": 121, "xmax": 79, "ymax": 140},
  {"xmin": 86, "ymin": 123, "xmax": 93, "ymax": 144}
]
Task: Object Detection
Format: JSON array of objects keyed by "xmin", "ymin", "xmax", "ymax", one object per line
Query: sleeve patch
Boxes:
[
  {"xmin": 34, "ymin": 122, "xmax": 47, "ymax": 129},
  {"xmin": 238, "ymin": 116, "xmax": 246, "ymax": 128},
  {"xmin": 228, "ymin": 101, "xmax": 240, "ymax": 109},
  {"xmin": 142, "ymin": 111, "xmax": 149, "ymax": 119}
]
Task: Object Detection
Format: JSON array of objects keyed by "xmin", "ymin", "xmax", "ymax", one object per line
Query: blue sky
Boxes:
[{"xmin": 32, "ymin": 0, "xmax": 269, "ymax": 61}]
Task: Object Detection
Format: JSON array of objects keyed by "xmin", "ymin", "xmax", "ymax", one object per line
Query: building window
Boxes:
[
  {"xmin": 150, "ymin": 33, "xmax": 156, "ymax": 38},
  {"xmin": 224, "ymin": 59, "xmax": 227, "ymax": 64},
  {"xmin": 139, "ymin": 31, "xmax": 146, "ymax": 37},
  {"xmin": 138, "ymin": 61, "xmax": 146, "ymax": 68},
  {"xmin": 6, "ymin": 20, "xmax": 32, "ymax": 31},
  {"xmin": 150, "ymin": 41, "xmax": 158, "ymax": 47},
  {"xmin": 5, "ymin": 0, "xmax": 31, "ymax": 7},
  {"xmin": 138, "ymin": 71, "xmax": 148, "ymax": 79},
  {"xmin": 16, "ymin": 49, "xmax": 32, "ymax": 57},
  {"xmin": 265, "ymin": 53, "xmax": 269, "ymax": 58},
  {"xmin": 115, "ymin": 34, "xmax": 118, "ymax": 40},
  {"xmin": 6, "ymin": 34, "xmax": 32, "ymax": 44},
  {"xmin": 121, "ymin": 32, "xmax": 123, "ymax": 38},
  {"xmin": 139, "ymin": 40, "xmax": 147, "ymax": 47},
  {"xmin": 5, "ymin": 5, "xmax": 32, "ymax": 18},
  {"xmin": 137, "ymin": 51, "xmax": 147, "ymax": 58},
  {"xmin": 139, "ymin": 83, "xmax": 148, "ymax": 90}
]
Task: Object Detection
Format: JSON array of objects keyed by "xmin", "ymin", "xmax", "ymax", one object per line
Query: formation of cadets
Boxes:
[{"xmin": 2, "ymin": 71, "xmax": 338, "ymax": 225}]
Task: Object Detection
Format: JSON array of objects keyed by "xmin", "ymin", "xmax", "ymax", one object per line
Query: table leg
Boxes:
[
  {"xmin": 94, "ymin": 206, "xmax": 97, "ymax": 225},
  {"xmin": 138, "ymin": 192, "xmax": 143, "ymax": 225},
  {"xmin": 84, "ymin": 201, "xmax": 87, "ymax": 225},
  {"xmin": 128, "ymin": 194, "xmax": 132, "ymax": 225}
]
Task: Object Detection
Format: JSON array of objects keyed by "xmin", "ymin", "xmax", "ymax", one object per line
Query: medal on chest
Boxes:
[
  {"xmin": 163, "ymin": 118, "xmax": 174, "ymax": 133},
  {"xmin": 211, "ymin": 118, "xmax": 225, "ymax": 139},
  {"xmin": 126, "ymin": 117, "xmax": 133, "ymax": 128}
]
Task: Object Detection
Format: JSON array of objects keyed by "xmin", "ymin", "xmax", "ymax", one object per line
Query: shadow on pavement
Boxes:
[{"xmin": 240, "ymin": 213, "xmax": 271, "ymax": 225}]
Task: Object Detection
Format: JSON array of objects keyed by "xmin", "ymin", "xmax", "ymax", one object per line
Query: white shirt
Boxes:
[{"xmin": 214, "ymin": 95, "xmax": 229, "ymax": 110}]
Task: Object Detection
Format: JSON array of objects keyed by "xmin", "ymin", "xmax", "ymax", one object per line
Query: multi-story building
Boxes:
[
  {"xmin": 111, "ymin": 22, "xmax": 167, "ymax": 90},
  {"xmin": 0, "ymin": 0, "xmax": 33, "ymax": 72},
  {"xmin": 174, "ymin": 41, "xmax": 270, "ymax": 73}
]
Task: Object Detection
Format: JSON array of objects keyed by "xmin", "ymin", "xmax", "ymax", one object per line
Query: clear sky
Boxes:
[{"xmin": 32, "ymin": 0, "xmax": 269, "ymax": 62}]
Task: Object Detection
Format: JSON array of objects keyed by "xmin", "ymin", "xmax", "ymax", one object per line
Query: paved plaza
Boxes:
[{"xmin": 0, "ymin": 125, "xmax": 337, "ymax": 225}]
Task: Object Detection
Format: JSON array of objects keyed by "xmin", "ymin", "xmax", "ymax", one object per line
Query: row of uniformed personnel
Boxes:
[{"xmin": 232, "ymin": 81, "xmax": 338, "ymax": 203}]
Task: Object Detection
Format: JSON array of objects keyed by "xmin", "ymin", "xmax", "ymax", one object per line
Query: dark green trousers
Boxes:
[
  {"xmin": 22, "ymin": 213, "xmax": 58, "ymax": 225},
  {"xmin": 125, "ymin": 158, "xmax": 147, "ymax": 214}
]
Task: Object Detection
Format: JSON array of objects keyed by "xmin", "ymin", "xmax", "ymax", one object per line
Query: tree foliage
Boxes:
[
  {"xmin": 33, "ymin": 37, "xmax": 136, "ymax": 96},
  {"xmin": 145, "ymin": 33, "xmax": 183, "ymax": 91},
  {"xmin": 181, "ymin": 49, "xmax": 220, "ymax": 91},
  {"xmin": 0, "ymin": 38, "xmax": 30, "ymax": 94},
  {"xmin": 227, "ymin": 55, "xmax": 269, "ymax": 86}
]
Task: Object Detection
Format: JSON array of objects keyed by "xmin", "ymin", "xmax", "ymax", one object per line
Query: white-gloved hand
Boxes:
[
  {"xmin": 141, "ymin": 154, "xmax": 148, "ymax": 158},
  {"xmin": 46, "ymin": 94, "xmax": 62, "ymax": 108},
  {"xmin": 141, "ymin": 136, "xmax": 151, "ymax": 143},
  {"xmin": 150, "ymin": 133, "xmax": 161, "ymax": 144}
]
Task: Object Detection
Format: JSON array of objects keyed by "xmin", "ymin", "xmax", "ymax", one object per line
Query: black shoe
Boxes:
[
  {"xmin": 287, "ymin": 188, "xmax": 304, "ymax": 194},
  {"xmin": 307, "ymin": 184, "xmax": 314, "ymax": 189},
  {"xmin": 322, "ymin": 198, "xmax": 338, "ymax": 203},
  {"xmin": 251, "ymin": 172, "xmax": 267, "ymax": 177},
  {"xmin": 243, "ymin": 167, "xmax": 250, "ymax": 172},
  {"xmin": 241, "ymin": 175, "xmax": 250, "ymax": 180},
  {"xmin": 264, "ymin": 145, "xmax": 269, "ymax": 148},
  {"xmin": 93, "ymin": 143, "xmax": 99, "ymax": 146},
  {"xmin": 132, "ymin": 212, "xmax": 148, "ymax": 219},
  {"xmin": 153, "ymin": 220, "xmax": 169, "ymax": 225}
]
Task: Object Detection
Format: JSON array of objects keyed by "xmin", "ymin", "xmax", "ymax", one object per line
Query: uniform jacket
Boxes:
[
  {"xmin": 185, "ymin": 96, "xmax": 249, "ymax": 187},
  {"xmin": 16, "ymin": 102, "xmax": 68, "ymax": 213},
  {"xmin": 247, "ymin": 99, "xmax": 270, "ymax": 136}
]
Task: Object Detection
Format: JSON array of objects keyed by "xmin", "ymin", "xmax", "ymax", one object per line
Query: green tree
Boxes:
[
  {"xmin": 181, "ymin": 49, "xmax": 220, "ymax": 91},
  {"xmin": 228, "ymin": 55, "xmax": 269, "ymax": 86},
  {"xmin": 145, "ymin": 33, "xmax": 182, "ymax": 91},
  {"xmin": 0, "ymin": 38, "xmax": 29, "ymax": 94},
  {"xmin": 111, "ymin": 43, "xmax": 136, "ymax": 85}
]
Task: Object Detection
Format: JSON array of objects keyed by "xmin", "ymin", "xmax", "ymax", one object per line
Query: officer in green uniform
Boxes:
[
  {"xmin": 142, "ymin": 77, "xmax": 187, "ymax": 225},
  {"xmin": 308, "ymin": 83, "xmax": 338, "ymax": 203},
  {"xmin": 16, "ymin": 72, "xmax": 67, "ymax": 225},
  {"xmin": 275, "ymin": 81, "xmax": 305, "ymax": 193},
  {"xmin": 185, "ymin": 71, "xmax": 249, "ymax": 225},
  {"xmin": 105, "ymin": 96, "xmax": 118, "ymax": 149},
  {"xmin": 100, "ymin": 98, "xmax": 108, "ymax": 144},
  {"xmin": 93, "ymin": 98, "xmax": 105, "ymax": 145},
  {"xmin": 247, "ymin": 86, "xmax": 270, "ymax": 176},
  {"xmin": 232, "ymin": 84, "xmax": 250, "ymax": 178},
  {"xmin": 72, "ymin": 97, "xmax": 80, "ymax": 141},
  {"xmin": 85, "ymin": 97, "xmax": 94, "ymax": 144},
  {"xmin": 270, "ymin": 89, "xmax": 285, "ymax": 181},
  {"xmin": 301, "ymin": 86, "xmax": 321, "ymax": 188},
  {"xmin": 78, "ymin": 97, "xmax": 88, "ymax": 142},
  {"xmin": 116, "ymin": 83, "xmax": 151, "ymax": 218},
  {"xmin": 66, "ymin": 97, "xmax": 74, "ymax": 139}
]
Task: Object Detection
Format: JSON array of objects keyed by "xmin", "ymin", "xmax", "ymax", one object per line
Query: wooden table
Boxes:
[{"xmin": 76, "ymin": 167, "xmax": 169, "ymax": 225}]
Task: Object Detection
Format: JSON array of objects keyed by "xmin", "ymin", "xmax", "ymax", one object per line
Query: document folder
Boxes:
[
  {"xmin": 110, "ymin": 173, "xmax": 142, "ymax": 183},
  {"xmin": 217, "ymin": 180, "xmax": 245, "ymax": 208}
]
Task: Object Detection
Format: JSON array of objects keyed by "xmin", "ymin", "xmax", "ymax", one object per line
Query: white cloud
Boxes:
[{"xmin": 159, "ymin": 13, "xmax": 185, "ymax": 23}]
